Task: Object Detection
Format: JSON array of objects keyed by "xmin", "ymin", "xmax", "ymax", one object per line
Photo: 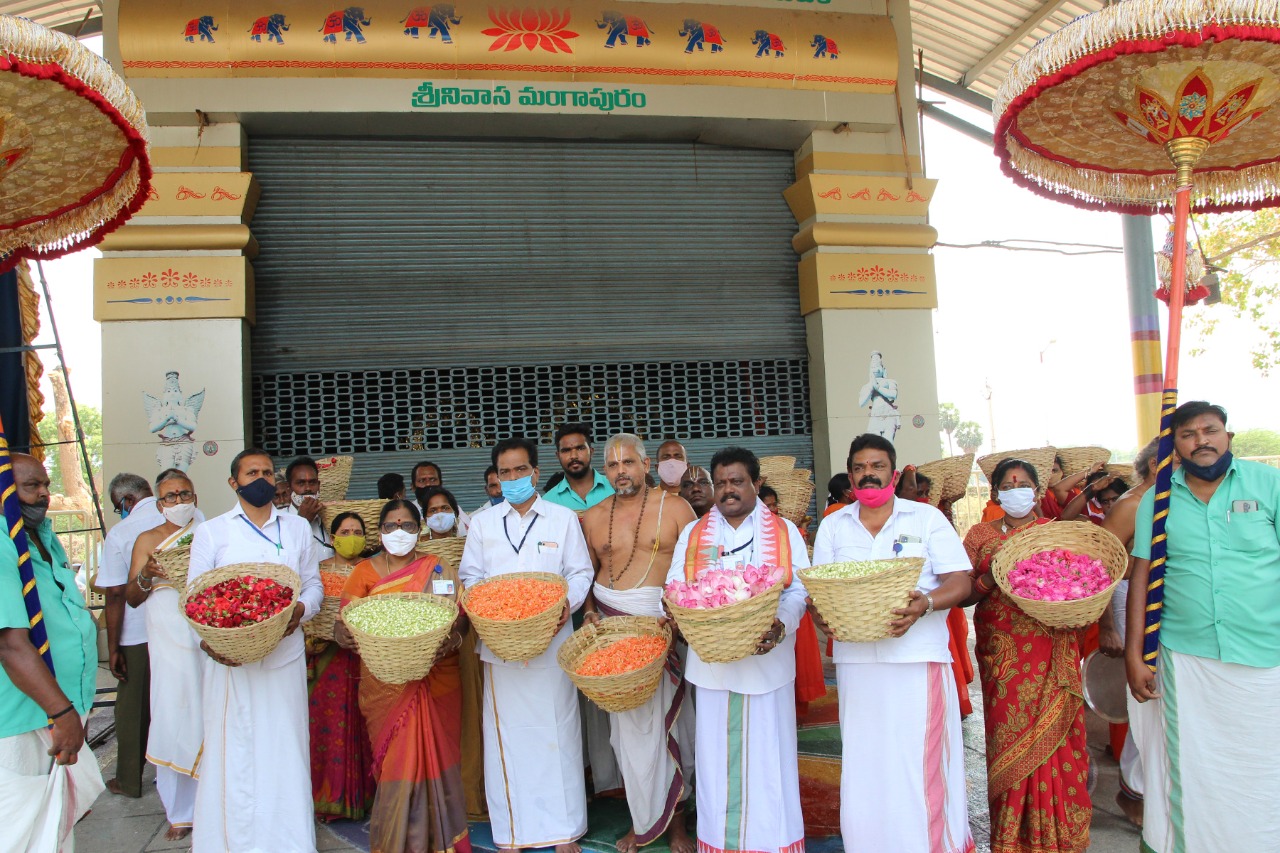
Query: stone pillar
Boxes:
[
  {"xmin": 95, "ymin": 122, "xmax": 258, "ymax": 506},
  {"xmin": 787, "ymin": 129, "xmax": 942, "ymax": 491}
]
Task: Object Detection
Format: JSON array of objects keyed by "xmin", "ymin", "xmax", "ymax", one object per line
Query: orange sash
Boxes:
[{"xmin": 682, "ymin": 503, "xmax": 792, "ymax": 584}]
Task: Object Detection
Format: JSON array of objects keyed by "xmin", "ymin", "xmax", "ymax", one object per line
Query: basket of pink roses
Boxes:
[
  {"xmin": 991, "ymin": 521, "xmax": 1127, "ymax": 629},
  {"xmin": 663, "ymin": 564, "xmax": 785, "ymax": 663}
]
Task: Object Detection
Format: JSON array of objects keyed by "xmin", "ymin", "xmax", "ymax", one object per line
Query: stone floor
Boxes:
[{"xmin": 76, "ymin": 643, "xmax": 1143, "ymax": 853}]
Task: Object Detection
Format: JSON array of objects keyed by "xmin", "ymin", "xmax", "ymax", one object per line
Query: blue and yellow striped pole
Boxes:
[
  {"xmin": 0, "ymin": 414, "xmax": 55, "ymax": 677},
  {"xmin": 1141, "ymin": 390, "xmax": 1178, "ymax": 671}
]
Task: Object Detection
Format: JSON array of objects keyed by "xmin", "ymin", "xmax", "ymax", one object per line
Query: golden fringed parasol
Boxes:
[
  {"xmin": 0, "ymin": 15, "xmax": 151, "ymax": 273},
  {"xmin": 994, "ymin": 0, "xmax": 1280, "ymax": 674}
]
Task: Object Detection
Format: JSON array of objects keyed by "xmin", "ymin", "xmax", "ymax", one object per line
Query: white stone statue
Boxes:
[
  {"xmin": 857, "ymin": 351, "xmax": 900, "ymax": 440},
  {"xmin": 143, "ymin": 371, "xmax": 205, "ymax": 471}
]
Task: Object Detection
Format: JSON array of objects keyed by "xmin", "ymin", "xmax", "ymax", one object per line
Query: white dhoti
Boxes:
[
  {"xmin": 1133, "ymin": 647, "xmax": 1280, "ymax": 853},
  {"xmin": 583, "ymin": 692, "xmax": 622, "ymax": 794},
  {"xmin": 193, "ymin": 655, "xmax": 315, "ymax": 853},
  {"xmin": 1112, "ymin": 579, "xmax": 1143, "ymax": 798},
  {"xmin": 836, "ymin": 661, "xmax": 972, "ymax": 853},
  {"xmin": 0, "ymin": 718, "xmax": 104, "ymax": 852},
  {"xmin": 483, "ymin": 660, "xmax": 587, "ymax": 848},
  {"xmin": 144, "ymin": 584, "xmax": 203, "ymax": 827},
  {"xmin": 594, "ymin": 584, "xmax": 695, "ymax": 844},
  {"xmin": 693, "ymin": 684, "xmax": 804, "ymax": 853}
]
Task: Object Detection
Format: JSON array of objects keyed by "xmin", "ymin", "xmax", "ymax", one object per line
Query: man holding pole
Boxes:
[
  {"xmin": 1127, "ymin": 401, "xmax": 1280, "ymax": 853},
  {"xmin": 0, "ymin": 447, "xmax": 104, "ymax": 849}
]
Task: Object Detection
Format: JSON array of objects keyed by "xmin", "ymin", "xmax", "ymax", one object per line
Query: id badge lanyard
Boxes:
[{"xmin": 239, "ymin": 515, "xmax": 283, "ymax": 555}]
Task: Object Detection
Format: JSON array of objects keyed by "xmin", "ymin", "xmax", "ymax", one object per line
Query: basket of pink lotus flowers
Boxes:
[
  {"xmin": 991, "ymin": 521, "xmax": 1128, "ymax": 629},
  {"xmin": 663, "ymin": 564, "xmax": 785, "ymax": 663}
]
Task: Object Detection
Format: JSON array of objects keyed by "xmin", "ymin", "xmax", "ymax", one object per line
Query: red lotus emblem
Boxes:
[{"xmin": 482, "ymin": 8, "xmax": 578, "ymax": 53}]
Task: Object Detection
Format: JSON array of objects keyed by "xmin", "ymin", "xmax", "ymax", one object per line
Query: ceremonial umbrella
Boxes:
[
  {"xmin": 0, "ymin": 14, "xmax": 151, "ymax": 273},
  {"xmin": 993, "ymin": 0, "xmax": 1280, "ymax": 672}
]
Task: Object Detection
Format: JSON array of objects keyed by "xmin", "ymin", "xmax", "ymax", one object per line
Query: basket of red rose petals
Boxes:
[{"xmin": 182, "ymin": 562, "xmax": 300, "ymax": 664}]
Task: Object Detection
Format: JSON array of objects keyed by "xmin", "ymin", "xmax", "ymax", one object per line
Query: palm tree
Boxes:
[
  {"xmin": 939, "ymin": 403, "xmax": 960, "ymax": 455},
  {"xmin": 956, "ymin": 421, "xmax": 985, "ymax": 455}
]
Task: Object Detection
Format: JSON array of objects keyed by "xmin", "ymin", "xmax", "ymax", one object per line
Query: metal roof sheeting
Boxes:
[{"xmin": 912, "ymin": 0, "xmax": 1105, "ymax": 104}]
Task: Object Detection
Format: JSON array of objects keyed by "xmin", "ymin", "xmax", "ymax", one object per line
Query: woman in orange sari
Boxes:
[
  {"xmin": 962, "ymin": 459, "xmax": 1090, "ymax": 853},
  {"xmin": 309, "ymin": 511, "xmax": 375, "ymax": 819},
  {"xmin": 336, "ymin": 499, "xmax": 471, "ymax": 853}
]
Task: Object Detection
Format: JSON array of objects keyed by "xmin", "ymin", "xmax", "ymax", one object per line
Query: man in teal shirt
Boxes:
[
  {"xmin": 542, "ymin": 423, "xmax": 614, "ymax": 514},
  {"xmin": 0, "ymin": 452, "xmax": 102, "ymax": 846},
  {"xmin": 1125, "ymin": 401, "xmax": 1280, "ymax": 853}
]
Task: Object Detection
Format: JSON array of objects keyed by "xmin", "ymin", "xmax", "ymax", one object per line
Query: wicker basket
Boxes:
[
  {"xmin": 322, "ymin": 499, "xmax": 385, "ymax": 550},
  {"xmin": 557, "ymin": 616, "xmax": 672, "ymax": 713},
  {"xmin": 181, "ymin": 562, "xmax": 301, "ymax": 664},
  {"xmin": 800, "ymin": 558, "xmax": 924, "ymax": 642},
  {"xmin": 1057, "ymin": 446, "xmax": 1111, "ymax": 478},
  {"xmin": 342, "ymin": 592, "xmax": 458, "ymax": 684},
  {"xmin": 1105, "ymin": 463, "xmax": 1137, "ymax": 488},
  {"xmin": 315, "ymin": 455, "xmax": 355, "ymax": 502},
  {"xmin": 417, "ymin": 536, "xmax": 465, "ymax": 570},
  {"xmin": 304, "ymin": 561, "xmax": 354, "ymax": 643},
  {"xmin": 152, "ymin": 542, "xmax": 192, "ymax": 590},
  {"xmin": 462, "ymin": 571, "xmax": 568, "ymax": 662},
  {"xmin": 991, "ymin": 521, "xmax": 1128, "ymax": 629},
  {"xmin": 768, "ymin": 471, "xmax": 814, "ymax": 526},
  {"xmin": 664, "ymin": 580, "xmax": 783, "ymax": 663},
  {"xmin": 916, "ymin": 455, "xmax": 973, "ymax": 505},
  {"xmin": 978, "ymin": 447, "xmax": 1058, "ymax": 497},
  {"xmin": 759, "ymin": 456, "xmax": 797, "ymax": 482}
]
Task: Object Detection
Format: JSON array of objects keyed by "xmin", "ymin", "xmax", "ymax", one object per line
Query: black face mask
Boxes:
[
  {"xmin": 1180, "ymin": 450, "xmax": 1233, "ymax": 482},
  {"xmin": 237, "ymin": 477, "xmax": 277, "ymax": 508},
  {"xmin": 20, "ymin": 501, "xmax": 49, "ymax": 528}
]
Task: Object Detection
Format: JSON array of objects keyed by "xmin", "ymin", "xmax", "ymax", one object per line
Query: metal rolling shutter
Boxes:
[{"xmin": 248, "ymin": 137, "xmax": 813, "ymax": 509}]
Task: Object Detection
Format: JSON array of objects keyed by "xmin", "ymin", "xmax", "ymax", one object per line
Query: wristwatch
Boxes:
[{"xmin": 921, "ymin": 591, "xmax": 935, "ymax": 617}]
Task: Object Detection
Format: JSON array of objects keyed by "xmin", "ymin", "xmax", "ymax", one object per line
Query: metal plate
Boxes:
[{"xmin": 1081, "ymin": 650, "xmax": 1128, "ymax": 724}]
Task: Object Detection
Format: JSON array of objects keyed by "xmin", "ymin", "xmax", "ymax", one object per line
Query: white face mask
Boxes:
[
  {"xmin": 161, "ymin": 502, "xmax": 197, "ymax": 527},
  {"xmin": 291, "ymin": 492, "xmax": 311, "ymax": 507},
  {"xmin": 998, "ymin": 486, "xmax": 1038, "ymax": 518},
  {"xmin": 426, "ymin": 512, "xmax": 456, "ymax": 534},
  {"xmin": 381, "ymin": 529, "xmax": 418, "ymax": 557}
]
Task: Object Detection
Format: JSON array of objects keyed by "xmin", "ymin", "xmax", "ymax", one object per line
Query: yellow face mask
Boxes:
[{"xmin": 332, "ymin": 534, "xmax": 365, "ymax": 560}]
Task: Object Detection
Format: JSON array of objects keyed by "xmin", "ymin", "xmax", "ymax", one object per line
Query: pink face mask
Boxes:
[{"xmin": 852, "ymin": 471, "xmax": 900, "ymax": 508}]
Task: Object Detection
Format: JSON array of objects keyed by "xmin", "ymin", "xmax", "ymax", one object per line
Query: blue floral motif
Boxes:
[{"xmin": 1178, "ymin": 93, "xmax": 1207, "ymax": 119}]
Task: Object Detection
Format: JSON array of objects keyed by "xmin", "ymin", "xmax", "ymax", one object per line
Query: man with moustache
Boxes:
[
  {"xmin": 667, "ymin": 446, "xmax": 809, "ymax": 853},
  {"xmin": 544, "ymin": 423, "xmax": 614, "ymax": 514},
  {"xmin": 809, "ymin": 434, "xmax": 973, "ymax": 853},
  {"xmin": 282, "ymin": 456, "xmax": 333, "ymax": 560},
  {"xmin": 679, "ymin": 465, "xmax": 715, "ymax": 518},
  {"xmin": 581, "ymin": 434, "xmax": 696, "ymax": 853},
  {"xmin": 1127, "ymin": 401, "xmax": 1280, "ymax": 853},
  {"xmin": 0, "ymin": 451, "xmax": 103, "ymax": 850}
]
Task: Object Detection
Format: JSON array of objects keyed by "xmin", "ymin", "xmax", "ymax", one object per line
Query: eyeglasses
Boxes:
[
  {"xmin": 157, "ymin": 491, "xmax": 197, "ymax": 506},
  {"xmin": 380, "ymin": 521, "xmax": 421, "ymax": 535}
]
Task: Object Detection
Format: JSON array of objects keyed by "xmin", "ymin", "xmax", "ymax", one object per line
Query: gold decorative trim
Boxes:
[
  {"xmin": 16, "ymin": 262, "xmax": 45, "ymax": 460},
  {"xmin": 98, "ymin": 224, "xmax": 257, "ymax": 255},
  {"xmin": 792, "ymin": 222, "xmax": 938, "ymax": 253}
]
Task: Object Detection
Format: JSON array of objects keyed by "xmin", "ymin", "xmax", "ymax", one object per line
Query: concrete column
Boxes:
[{"xmin": 95, "ymin": 122, "xmax": 258, "ymax": 506}]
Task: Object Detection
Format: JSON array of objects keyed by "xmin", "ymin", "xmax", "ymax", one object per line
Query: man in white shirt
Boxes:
[
  {"xmin": 411, "ymin": 460, "xmax": 472, "ymax": 534},
  {"xmin": 188, "ymin": 447, "xmax": 323, "ymax": 853},
  {"xmin": 459, "ymin": 437, "xmax": 593, "ymax": 853},
  {"xmin": 810, "ymin": 433, "xmax": 973, "ymax": 853},
  {"xmin": 666, "ymin": 446, "xmax": 809, "ymax": 853},
  {"xmin": 99, "ymin": 472, "xmax": 160, "ymax": 799},
  {"xmin": 281, "ymin": 456, "xmax": 334, "ymax": 560}
]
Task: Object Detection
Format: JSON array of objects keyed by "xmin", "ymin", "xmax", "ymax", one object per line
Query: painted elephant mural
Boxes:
[
  {"xmin": 402, "ymin": 5, "xmax": 460, "ymax": 41},
  {"xmin": 680, "ymin": 19, "xmax": 724, "ymax": 54},
  {"xmin": 321, "ymin": 7, "xmax": 372, "ymax": 43},
  {"xmin": 597, "ymin": 12, "xmax": 651, "ymax": 48},
  {"xmin": 249, "ymin": 14, "xmax": 290, "ymax": 43},
  {"xmin": 752, "ymin": 30, "xmax": 785, "ymax": 58},
  {"xmin": 811, "ymin": 34, "xmax": 839, "ymax": 59},
  {"xmin": 183, "ymin": 16, "xmax": 218, "ymax": 43}
]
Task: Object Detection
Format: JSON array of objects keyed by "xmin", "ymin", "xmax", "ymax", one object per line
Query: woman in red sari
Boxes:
[
  {"xmin": 962, "ymin": 459, "xmax": 1090, "ymax": 853},
  {"xmin": 336, "ymin": 500, "xmax": 472, "ymax": 853},
  {"xmin": 309, "ymin": 511, "xmax": 376, "ymax": 819}
]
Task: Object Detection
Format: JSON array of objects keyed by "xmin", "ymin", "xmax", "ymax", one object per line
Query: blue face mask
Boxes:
[
  {"xmin": 489, "ymin": 495, "xmax": 503, "ymax": 506},
  {"xmin": 120, "ymin": 507, "xmax": 131, "ymax": 520},
  {"xmin": 500, "ymin": 475, "xmax": 536, "ymax": 505},
  {"xmin": 1180, "ymin": 450, "xmax": 1232, "ymax": 482}
]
